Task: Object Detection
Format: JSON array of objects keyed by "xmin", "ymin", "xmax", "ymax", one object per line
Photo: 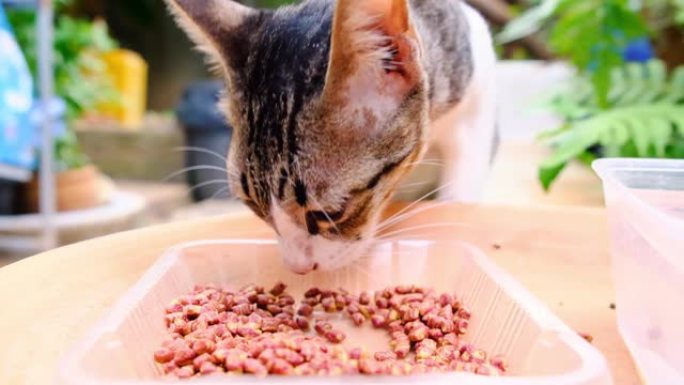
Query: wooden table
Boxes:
[{"xmin": 0, "ymin": 204, "xmax": 640, "ymax": 385}]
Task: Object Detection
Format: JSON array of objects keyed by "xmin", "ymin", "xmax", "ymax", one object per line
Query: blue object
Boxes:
[
  {"xmin": 0, "ymin": 5, "xmax": 35, "ymax": 171},
  {"xmin": 623, "ymin": 38, "xmax": 654, "ymax": 63}
]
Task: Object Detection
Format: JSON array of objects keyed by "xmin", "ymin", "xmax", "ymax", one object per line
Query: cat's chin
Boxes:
[{"xmin": 278, "ymin": 234, "xmax": 373, "ymax": 274}]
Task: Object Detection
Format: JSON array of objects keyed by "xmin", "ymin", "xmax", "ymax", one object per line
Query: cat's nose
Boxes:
[
  {"xmin": 278, "ymin": 236, "xmax": 316, "ymax": 274},
  {"xmin": 284, "ymin": 257, "xmax": 316, "ymax": 275}
]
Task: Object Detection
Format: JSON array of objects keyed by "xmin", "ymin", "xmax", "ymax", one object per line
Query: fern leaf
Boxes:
[{"xmin": 542, "ymin": 104, "xmax": 684, "ymax": 170}]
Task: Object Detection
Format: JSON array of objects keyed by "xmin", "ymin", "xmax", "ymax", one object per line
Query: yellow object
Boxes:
[{"xmin": 99, "ymin": 49, "xmax": 148, "ymax": 129}]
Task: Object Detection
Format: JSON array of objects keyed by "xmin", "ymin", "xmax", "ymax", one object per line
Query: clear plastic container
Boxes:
[
  {"xmin": 57, "ymin": 239, "xmax": 612, "ymax": 385},
  {"xmin": 593, "ymin": 158, "xmax": 684, "ymax": 385}
]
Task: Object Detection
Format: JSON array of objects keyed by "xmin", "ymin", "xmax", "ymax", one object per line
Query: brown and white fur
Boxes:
[{"xmin": 166, "ymin": 0, "xmax": 497, "ymax": 274}]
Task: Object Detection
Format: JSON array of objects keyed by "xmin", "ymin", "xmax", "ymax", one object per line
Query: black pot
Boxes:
[
  {"xmin": 176, "ymin": 81, "xmax": 234, "ymax": 202},
  {"xmin": 0, "ymin": 179, "xmax": 20, "ymax": 215}
]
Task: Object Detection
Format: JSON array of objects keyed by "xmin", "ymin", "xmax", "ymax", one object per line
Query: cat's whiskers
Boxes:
[
  {"xmin": 164, "ymin": 165, "xmax": 238, "ymax": 182},
  {"xmin": 376, "ymin": 181, "xmax": 454, "ymax": 232},
  {"xmin": 187, "ymin": 179, "xmax": 230, "ymax": 195},
  {"xmin": 407, "ymin": 159, "xmax": 445, "ymax": 168},
  {"xmin": 374, "ymin": 221, "xmax": 478, "ymax": 240},
  {"xmin": 396, "ymin": 180, "xmax": 432, "ymax": 192},
  {"xmin": 208, "ymin": 186, "xmax": 230, "ymax": 200},
  {"xmin": 376, "ymin": 200, "xmax": 453, "ymax": 233},
  {"xmin": 173, "ymin": 146, "xmax": 228, "ymax": 163}
]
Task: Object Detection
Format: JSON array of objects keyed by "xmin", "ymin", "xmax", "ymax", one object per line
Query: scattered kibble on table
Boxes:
[{"xmin": 155, "ymin": 282, "xmax": 508, "ymax": 378}]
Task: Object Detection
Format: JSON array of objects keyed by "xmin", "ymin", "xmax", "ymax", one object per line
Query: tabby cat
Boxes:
[{"xmin": 166, "ymin": 0, "xmax": 497, "ymax": 273}]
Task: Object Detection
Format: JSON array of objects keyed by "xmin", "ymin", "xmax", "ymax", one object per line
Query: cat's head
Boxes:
[{"xmin": 167, "ymin": 0, "xmax": 428, "ymax": 273}]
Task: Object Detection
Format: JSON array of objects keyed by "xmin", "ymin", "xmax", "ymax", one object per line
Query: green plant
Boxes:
[
  {"xmin": 539, "ymin": 60, "xmax": 684, "ymax": 189},
  {"xmin": 7, "ymin": 6, "xmax": 119, "ymax": 120},
  {"xmin": 499, "ymin": 0, "xmax": 684, "ymax": 190},
  {"xmin": 499, "ymin": 0, "xmax": 648, "ymax": 107},
  {"xmin": 6, "ymin": 0, "xmax": 120, "ymax": 170}
]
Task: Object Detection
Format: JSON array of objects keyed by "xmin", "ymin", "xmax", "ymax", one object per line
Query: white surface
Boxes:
[
  {"xmin": 0, "ymin": 191, "xmax": 145, "ymax": 232},
  {"xmin": 594, "ymin": 158, "xmax": 684, "ymax": 385},
  {"xmin": 496, "ymin": 61, "xmax": 571, "ymax": 142},
  {"xmin": 58, "ymin": 239, "xmax": 611, "ymax": 385}
]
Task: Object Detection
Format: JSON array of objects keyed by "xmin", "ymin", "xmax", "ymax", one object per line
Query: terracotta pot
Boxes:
[{"xmin": 24, "ymin": 165, "xmax": 114, "ymax": 213}]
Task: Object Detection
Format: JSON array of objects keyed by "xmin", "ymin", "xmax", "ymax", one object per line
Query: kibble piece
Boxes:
[
  {"xmin": 435, "ymin": 345, "xmax": 457, "ymax": 363},
  {"xmin": 395, "ymin": 285, "xmax": 411, "ymax": 295},
  {"xmin": 374, "ymin": 351, "xmax": 396, "ymax": 361},
  {"xmin": 232, "ymin": 303, "xmax": 252, "ymax": 316},
  {"xmin": 358, "ymin": 291, "xmax": 371, "ymax": 305},
  {"xmin": 174, "ymin": 347, "xmax": 196, "ymax": 367},
  {"xmin": 224, "ymin": 350, "xmax": 247, "ymax": 371},
  {"xmin": 358, "ymin": 305, "xmax": 372, "ymax": 319},
  {"xmin": 408, "ymin": 325, "xmax": 429, "ymax": 342},
  {"xmin": 490, "ymin": 355, "xmax": 507, "ymax": 373},
  {"xmin": 192, "ymin": 353, "xmax": 213, "ymax": 369},
  {"xmin": 174, "ymin": 365, "xmax": 195, "ymax": 379},
  {"xmin": 256, "ymin": 294, "xmax": 272, "ymax": 307},
  {"xmin": 324, "ymin": 330, "xmax": 346, "ymax": 344},
  {"xmin": 184, "ymin": 305, "xmax": 203, "ymax": 320},
  {"xmin": 192, "ymin": 339, "xmax": 216, "ymax": 355},
  {"xmin": 266, "ymin": 305, "xmax": 282, "ymax": 315},
  {"xmin": 297, "ymin": 304, "xmax": 314, "ymax": 317},
  {"xmin": 269, "ymin": 282, "xmax": 287, "ymax": 296},
  {"xmin": 375, "ymin": 297, "xmax": 389, "ymax": 309},
  {"xmin": 415, "ymin": 339, "xmax": 437, "ymax": 360},
  {"xmin": 278, "ymin": 295, "xmax": 296, "ymax": 307},
  {"xmin": 349, "ymin": 347, "xmax": 365, "ymax": 360},
  {"xmin": 199, "ymin": 361, "xmax": 219, "ymax": 375},
  {"xmin": 456, "ymin": 318, "xmax": 469, "ymax": 335},
  {"xmin": 244, "ymin": 358, "xmax": 268, "ymax": 376},
  {"xmin": 403, "ymin": 306, "xmax": 420, "ymax": 322},
  {"xmin": 261, "ymin": 318, "xmax": 279, "ymax": 333},
  {"xmin": 351, "ymin": 312, "xmax": 365, "ymax": 326},
  {"xmin": 335, "ymin": 294, "xmax": 347, "ymax": 310},
  {"xmin": 386, "ymin": 320, "xmax": 403, "ymax": 333},
  {"xmin": 321, "ymin": 296, "xmax": 337, "ymax": 313},
  {"xmin": 295, "ymin": 317, "xmax": 310, "ymax": 331},
  {"xmin": 269, "ymin": 358, "xmax": 294, "ymax": 375},
  {"xmin": 358, "ymin": 358, "xmax": 381, "ymax": 375},
  {"xmin": 428, "ymin": 328, "xmax": 444, "ymax": 340},
  {"xmin": 457, "ymin": 307, "xmax": 472, "ymax": 320},
  {"xmin": 154, "ymin": 348, "xmax": 175, "ymax": 364},
  {"xmin": 390, "ymin": 337, "xmax": 411, "ymax": 358},
  {"xmin": 304, "ymin": 288, "xmax": 321, "ymax": 298},
  {"xmin": 439, "ymin": 332, "xmax": 459, "ymax": 347}
]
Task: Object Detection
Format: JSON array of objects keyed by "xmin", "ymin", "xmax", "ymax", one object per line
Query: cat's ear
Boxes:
[
  {"xmin": 323, "ymin": 0, "xmax": 422, "ymax": 104},
  {"xmin": 165, "ymin": 0, "xmax": 257, "ymax": 78}
]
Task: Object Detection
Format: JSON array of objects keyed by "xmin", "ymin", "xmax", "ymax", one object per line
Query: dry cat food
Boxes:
[{"xmin": 155, "ymin": 282, "xmax": 507, "ymax": 378}]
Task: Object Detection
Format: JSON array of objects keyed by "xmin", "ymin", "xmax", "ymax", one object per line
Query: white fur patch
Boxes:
[
  {"xmin": 431, "ymin": 3, "xmax": 498, "ymax": 202},
  {"xmin": 345, "ymin": 69, "xmax": 402, "ymax": 130},
  {"xmin": 271, "ymin": 200, "xmax": 373, "ymax": 273}
]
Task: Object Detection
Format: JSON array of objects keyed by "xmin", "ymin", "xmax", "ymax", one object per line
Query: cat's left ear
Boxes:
[
  {"xmin": 165, "ymin": 0, "xmax": 258, "ymax": 80},
  {"xmin": 323, "ymin": 0, "xmax": 422, "ymax": 105}
]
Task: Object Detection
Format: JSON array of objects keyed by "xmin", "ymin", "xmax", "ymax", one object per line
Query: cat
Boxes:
[{"xmin": 166, "ymin": 0, "xmax": 497, "ymax": 274}]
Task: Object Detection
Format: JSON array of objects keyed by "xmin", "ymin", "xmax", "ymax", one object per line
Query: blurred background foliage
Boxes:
[
  {"xmin": 4, "ymin": 0, "xmax": 683, "ymax": 184},
  {"xmin": 499, "ymin": 0, "xmax": 684, "ymax": 189},
  {"xmin": 6, "ymin": 0, "xmax": 119, "ymax": 170}
]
